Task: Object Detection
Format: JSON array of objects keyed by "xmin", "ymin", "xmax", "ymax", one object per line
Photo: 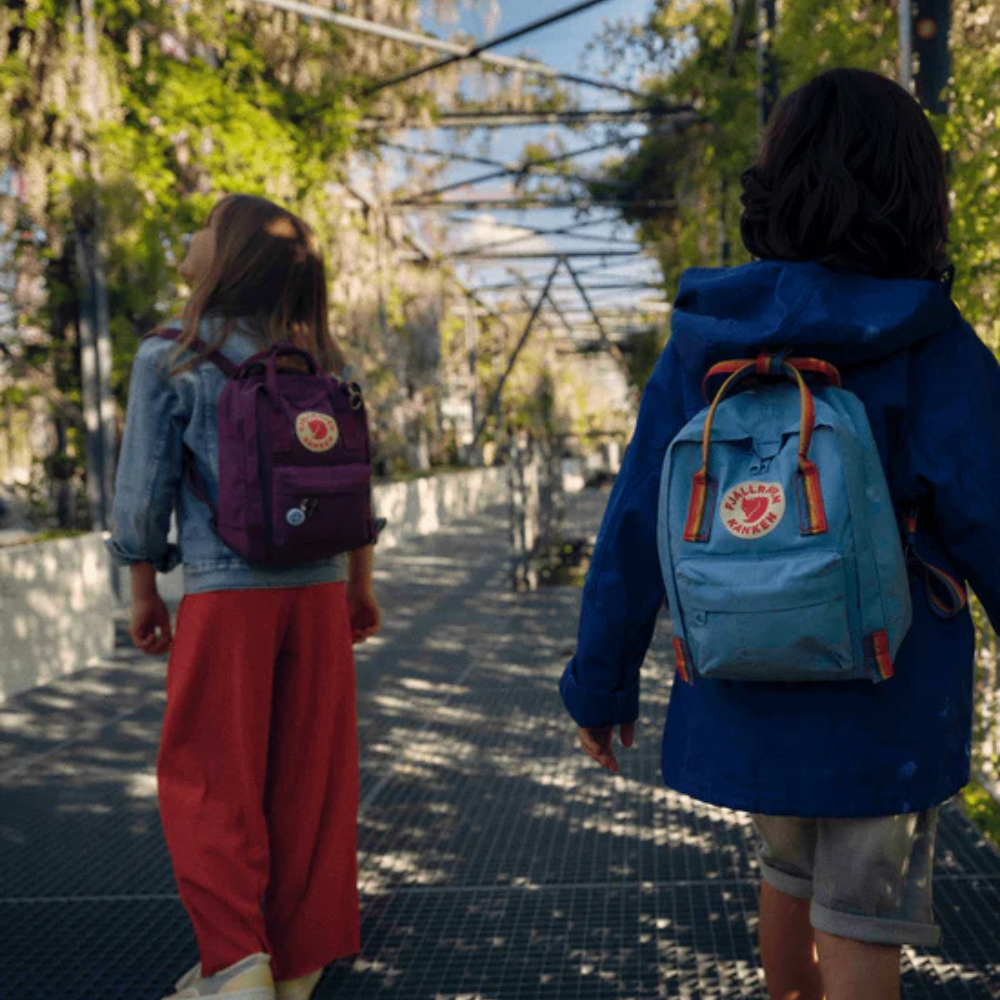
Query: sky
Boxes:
[{"xmin": 376, "ymin": 0, "xmax": 666, "ymax": 327}]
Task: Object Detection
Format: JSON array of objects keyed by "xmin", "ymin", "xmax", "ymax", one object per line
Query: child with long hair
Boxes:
[
  {"xmin": 561, "ymin": 69, "xmax": 1000, "ymax": 1000},
  {"xmin": 108, "ymin": 194, "xmax": 380, "ymax": 1000}
]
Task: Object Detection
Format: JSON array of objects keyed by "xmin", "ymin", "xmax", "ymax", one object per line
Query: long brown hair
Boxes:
[{"xmin": 175, "ymin": 194, "xmax": 347, "ymax": 372}]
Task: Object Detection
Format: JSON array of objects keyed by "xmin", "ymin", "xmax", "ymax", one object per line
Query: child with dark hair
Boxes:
[{"xmin": 561, "ymin": 68, "xmax": 1000, "ymax": 1000}]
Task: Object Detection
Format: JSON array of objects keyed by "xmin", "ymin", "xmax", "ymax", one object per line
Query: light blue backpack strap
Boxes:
[
  {"xmin": 826, "ymin": 389, "xmax": 911, "ymax": 680},
  {"xmin": 658, "ymin": 434, "xmax": 696, "ymax": 684}
]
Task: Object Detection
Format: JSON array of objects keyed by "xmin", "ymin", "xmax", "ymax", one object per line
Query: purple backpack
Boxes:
[{"xmin": 156, "ymin": 329, "xmax": 376, "ymax": 566}]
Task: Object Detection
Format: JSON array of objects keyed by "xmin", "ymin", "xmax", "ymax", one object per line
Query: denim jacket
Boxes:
[{"xmin": 106, "ymin": 320, "xmax": 347, "ymax": 594}]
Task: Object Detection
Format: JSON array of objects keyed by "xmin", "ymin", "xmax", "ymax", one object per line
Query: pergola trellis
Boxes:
[
  {"xmin": 247, "ymin": 0, "xmax": 694, "ymax": 438},
  {"xmin": 218, "ymin": 0, "xmax": 958, "ymax": 415},
  {"xmin": 50, "ymin": 0, "xmax": 956, "ymax": 533}
]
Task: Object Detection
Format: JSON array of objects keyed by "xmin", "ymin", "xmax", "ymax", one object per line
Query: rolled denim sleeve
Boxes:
[
  {"xmin": 105, "ymin": 341, "xmax": 188, "ymax": 573},
  {"xmin": 560, "ymin": 341, "xmax": 690, "ymax": 728}
]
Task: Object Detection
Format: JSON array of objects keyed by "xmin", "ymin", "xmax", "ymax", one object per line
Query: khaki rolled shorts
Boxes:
[{"xmin": 752, "ymin": 809, "xmax": 941, "ymax": 947}]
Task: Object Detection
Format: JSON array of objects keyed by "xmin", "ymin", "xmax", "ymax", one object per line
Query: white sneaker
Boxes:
[
  {"xmin": 165, "ymin": 953, "xmax": 275, "ymax": 999},
  {"xmin": 174, "ymin": 963, "xmax": 201, "ymax": 993}
]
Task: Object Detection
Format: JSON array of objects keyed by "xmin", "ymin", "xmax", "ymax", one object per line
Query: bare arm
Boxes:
[
  {"xmin": 348, "ymin": 544, "xmax": 375, "ymax": 592},
  {"xmin": 129, "ymin": 563, "xmax": 173, "ymax": 655},
  {"xmin": 347, "ymin": 545, "xmax": 380, "ymax": 644}
]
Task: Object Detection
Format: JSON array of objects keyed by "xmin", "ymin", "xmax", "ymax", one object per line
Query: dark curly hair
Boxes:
[{"xmin": 740, "ymin": 68, "xmax": 949, "ymax": 280}]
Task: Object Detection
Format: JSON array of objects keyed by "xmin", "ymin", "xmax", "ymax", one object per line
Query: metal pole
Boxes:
[
  {"xmin": 756, "ymin": 0, "xmax": 778, "ymax": 135},
  {"xmin": 402, "ymin": 166, "xmax": 626, "ymax": 203},
  {"xmin": 367, "ymin": 0, "xmax": 628, "ymax": 96},
  {"xmin": 347, "ymin": 182, "xmax": 522, "ymax": 368},
  {"xmin": 727, "ymin": 0, "xmax": 752, "ymax": 76},
  {"xmin": 899, "ymin": 0, "xmax": 914, "ymax": 92},
  {"xmin": 359, "ymin": 106, "xmax": 697, "ymax": 130},
  {"xmin": 381, "ymin": 134, "xmax": 645, "ymax": 181},
  {"xmin": 471, "ymin": 260, "xmax": 562, "ymax": 451},
  {"xmin": 470, "ymin": 279, "xmax": 658, "ymax": 293},
  {"xmin": 437, "ymin": 249, "xmax": 643, "ymax": 261},
  {"xmin": 450, "ymin": 229, "xmax": 639, "ymax": 258},
  {"xmin": 398, "ymin": 198, "xmax": 677, "ymax": 212},
  {"xmin": 465, "ymin": 299, "xmax": 479, "ymax": 462},
  {"xmin": 564, "ymin": 258, "xmax": 631, "ymax": 378},
  {"xmin": 74, "ymin": 0, "xmax": 115, "ymax": 532},
  {"xmin": 913, "ymin": 0, "xmax": 951, "ymax": 114},
  {"xmin": 243, "ymin": 0, "xmax": 635, "ymax": 97}
]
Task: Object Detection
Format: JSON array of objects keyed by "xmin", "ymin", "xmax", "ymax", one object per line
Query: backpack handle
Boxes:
[
  {"xmin": 683, "ymin": 354, "xmax": 829, "ymax": 542},
  {"xmin": 264, "ymin": 344, "xmax": 321, "ymax": 398},
  {"xmin": 702, "ymin": 355, "xmax": 841, "ymax": 402},
  {"xmin": 232, "ymin": 342, "xmax": 321, "ymax": 393}
]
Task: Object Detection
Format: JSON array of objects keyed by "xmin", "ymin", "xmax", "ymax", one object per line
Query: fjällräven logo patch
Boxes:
[
  {"xmin": 295, "ymin": 411, "xmax": 339, "ymax": 452},
  {"xmin": 721, "ymin": 481, "xmax": 786, "ymax": 538}
]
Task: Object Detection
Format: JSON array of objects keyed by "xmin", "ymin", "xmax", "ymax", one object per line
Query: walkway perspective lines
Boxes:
[{"xmin": 1, "ymin": 492, "xmax": 999, "ymax": 999}]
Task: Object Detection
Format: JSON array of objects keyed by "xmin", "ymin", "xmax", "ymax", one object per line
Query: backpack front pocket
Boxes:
[
  {"xmin": 675, "ymin": 550, "xmax": 854, "ymax": 682},
  {"xmin": 271, "ymin": 464, "xmax": 372, "ymax": 563}
]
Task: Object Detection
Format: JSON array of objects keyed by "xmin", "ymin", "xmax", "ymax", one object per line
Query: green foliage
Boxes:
[
  {"xmin": 623, "ymin": 324, "xmax": 669, "ymax": 392},
  {"xmin": 17, "ymin": 527, "xmax": 88, "ymax": 545},
  {"xmin": 594, "ymin": 0, "xmax": 998, "ymax": 343},
  {"xmin": 590, "ymin": 0, "xmax": 759, "ymax": 289},
  {"xmin": 941, "ymin": 1, "xmax": 1000, "ymax": 348},
  {"xmin": 1, "ymin": 2, "xmax": 511, "ymax": 501},
  {"xmin": 961, "ymin": 780, "xmax": 1000, "ymax": 849}
]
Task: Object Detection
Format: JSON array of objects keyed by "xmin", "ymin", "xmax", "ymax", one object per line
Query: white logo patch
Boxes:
[
  {"xmin": 721, "ymin": 481, "xmax": 786, "ymax": 539},
  {"xmin": 295, "ymin": 411, "xmax": 339, "ymax": 453}
]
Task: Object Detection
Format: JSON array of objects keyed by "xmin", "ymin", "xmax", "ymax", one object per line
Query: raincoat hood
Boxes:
[{"xmin": 670, "ymin": 261, "xmax": 959, "ymax": 376}]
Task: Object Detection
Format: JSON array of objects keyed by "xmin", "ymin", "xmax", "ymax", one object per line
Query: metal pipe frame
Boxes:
[
  {"xmin": 397, "ymin": 197, "xmax": 676, "ymax": 211},
  {"xmin": 569, "ymin": 258, "xmax": 662, "ymax": 277},
  {"xmin": 472, "ymin": 280, "xmax": 660, "ymax": 293},
  {"xmin": 359, "ymin": 106, "xmax": 698, "ymax": 130},
  {"xmin": 242, "ymin": 0, "xmax": 632, "ymax": 97},
  {"xmin": 450, "ymin": 215, "xmax": 634, "ymax": 239},
  {"xmin": 449, "ymin": 226, "xmax": 640, "ymax": 259},
  {"xmin": 499, "ymin": 267, "xmax": 578, "ymax": 342},
  {"xmin": 471, "ymin": 260, "xmax": 562, "ymax": 449},
  {"xmin": 347, "ymin": 183, "xmax": 520, "ymax": 348},
  {"xmin": 445, "ymin": 248, "xmax": 643, "ymax": 261},
  {"xmin": 388, "ymin": 134, "xmax": 645, "ymax": 202},
  {"xmin": 563, "ymin": 257, "xmax": 631, "ymax": 376},
  {"xmin": 367, "ymin": 0, "xmax": 636, "ymax": 96},
  {"xmin": 381, "ymin": 134, "xmax": 643, "ymax": 175},
  {"xmin": 397, "ymin": 168, "xmax": 627, "ymax": 204}
]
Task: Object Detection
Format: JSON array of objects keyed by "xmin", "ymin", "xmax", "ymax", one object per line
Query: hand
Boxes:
[
  {"xmin": 130, "ymin": 595, "xmax": 173, "ymax": 656},
  {"xmin": 347, "ymin": 583, "xmax": 381, "ymax": 645},
  {"xmin": 577, "ymin": 723, "xmax": 636, "ymax": 773}
]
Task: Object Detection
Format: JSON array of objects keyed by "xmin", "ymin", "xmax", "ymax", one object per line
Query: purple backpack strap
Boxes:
[
  {"xmin": 149, "ymin": 326, "xmax": 239, "ymax": 378},
  {"xmin": 146, "ymin": 326, "xmax": 231, "ymax": 522}
]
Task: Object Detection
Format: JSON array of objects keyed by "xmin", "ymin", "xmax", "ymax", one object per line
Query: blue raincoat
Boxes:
[{"xmin": 560, "ymin": 261, "xmax": 1000, "ymax": 816}]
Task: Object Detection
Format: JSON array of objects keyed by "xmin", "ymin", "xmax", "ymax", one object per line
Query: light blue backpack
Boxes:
[{"xmin": 657, "ymin": 353, "xmax": 913, "ymax": 685}]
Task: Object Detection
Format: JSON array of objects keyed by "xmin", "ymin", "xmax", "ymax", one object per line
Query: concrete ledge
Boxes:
[
  {"xmin": 373, "ymin": 466, "xmax": 508, "ymax": 549},
  {"xmin": 1, "ymin": 466, "xmax": 508, "ymax": 701},
  {"xmin": 0, "ymin": 534, "xmax": 118, "ymax": 703}
]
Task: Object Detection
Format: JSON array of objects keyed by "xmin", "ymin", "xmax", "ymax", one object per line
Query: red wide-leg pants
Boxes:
[{"xmin": 157, "ymin": 583, "xmax": 361, "ymax": 981}]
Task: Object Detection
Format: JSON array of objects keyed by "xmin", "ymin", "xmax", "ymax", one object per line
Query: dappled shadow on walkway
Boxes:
[{"xmin": 1, "ymin": 491, "xmax": 999, "ymax": 999}]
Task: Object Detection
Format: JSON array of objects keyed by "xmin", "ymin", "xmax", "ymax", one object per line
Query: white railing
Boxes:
[{"xmin": 0, "ymin": 466, "xmax": 509, "ymax": 703}]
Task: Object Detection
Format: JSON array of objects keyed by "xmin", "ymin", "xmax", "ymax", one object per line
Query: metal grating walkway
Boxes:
[{"xmin": 2, "ymin": 493, "xmax": 999, "ymax": 999}]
